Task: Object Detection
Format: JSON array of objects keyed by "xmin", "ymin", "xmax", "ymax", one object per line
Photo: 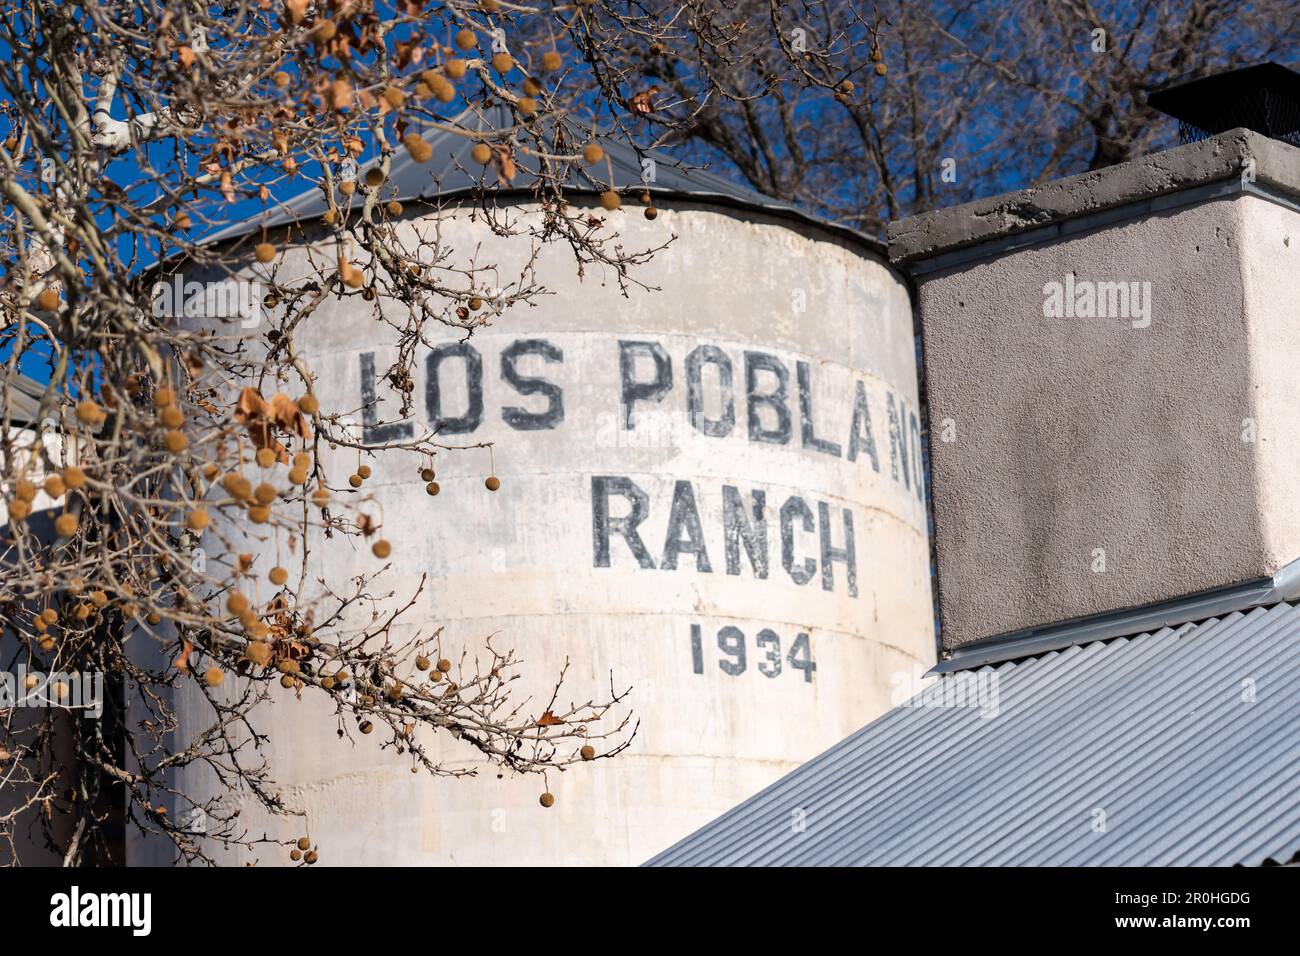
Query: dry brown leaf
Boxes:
[
  {"xmin": 629, "ymin": 86, "xmax": 661, "ymax": 115},
  {"xmin": 491, "ymin": 143, "xmax": 517, "ymax": 184},
  {"xmin": 268, "ymin": 392, "xmax": 310, "ymax": 440},
  {"xmin": 536, "ymin": 711, "xmax": 564, "ymax": 727},
  {"xmin": 173, "ymin": 639, "xmax": 194, "ymax": 673}
]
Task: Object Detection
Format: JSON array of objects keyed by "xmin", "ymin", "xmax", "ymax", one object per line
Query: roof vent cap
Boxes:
[{"xmin": 1148, "ymin": 61, "xmax": 1300, "ymax": 146}]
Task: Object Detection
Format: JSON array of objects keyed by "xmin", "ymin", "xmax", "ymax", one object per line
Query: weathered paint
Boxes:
[{"xmin": 133, "ymin": 200, "xmax": 932, "ymax": 865}]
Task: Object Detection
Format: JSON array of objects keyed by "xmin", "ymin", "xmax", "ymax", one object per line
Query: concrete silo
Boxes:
[{"xmin": 136, "ymin": 107, "xmax": 933, "ymax": 866}]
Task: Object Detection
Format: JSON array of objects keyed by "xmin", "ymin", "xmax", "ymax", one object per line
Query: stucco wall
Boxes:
[{"xmin": 919, "ymin": 191, "xmax": 1300, "ymax": 650}]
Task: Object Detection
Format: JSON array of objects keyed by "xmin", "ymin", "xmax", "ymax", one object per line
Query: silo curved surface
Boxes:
[{"xmin": 142, "ymin": 197, "xmax": 933, "ymax": 865}]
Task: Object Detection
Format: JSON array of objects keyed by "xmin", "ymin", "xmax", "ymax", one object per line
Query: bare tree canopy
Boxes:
[{"xmin": 575, "ymin": 0, "xmax": 1300, "ymax": 235}]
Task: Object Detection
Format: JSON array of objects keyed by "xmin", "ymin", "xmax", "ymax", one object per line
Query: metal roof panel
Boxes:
[{"xmin": 647, "ymin": 603, "xmax": 1300, "ymax": 866}]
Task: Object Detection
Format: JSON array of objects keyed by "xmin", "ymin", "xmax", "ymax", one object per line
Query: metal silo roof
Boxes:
[
  {"xmin": 204, "ymin": 105, "xmax": 883, "ymax": 253},
  {"xmin": 646, "ymin": 601, "xmax": 1300, "ymax": 866},
  {"xmin": 3, "ymin": 373, "xmax": 47, "ymax": 428}
]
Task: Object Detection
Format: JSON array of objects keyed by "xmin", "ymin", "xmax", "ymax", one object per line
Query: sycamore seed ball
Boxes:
[
  {"xmin": 204, "ymin": 667, "xmax": 224, "ymax": 687},
  {"xmin": 222, "ymin": 472, "xmax": 252, "ymax": 500},
  {"xmin": 372, "ymin": 539, "xmax": 392, "ymax": 559},
  {"xmin": 542, "ymin": 50, "xmax": 562, "ymax": 72},
  {"xmin": 227, "ymin": 593, "xmax": 250, "ymax": 615},
  {"xmin": 62, "ymin": 466, "xmax": 87, "ymax": 489},
  {"xmin": 256, "ymin": 447, "xmax": 276, "ymax": 468},
  {"xmin": 454, "ymin": 29, "xmax": 477, "ymax": 50},
  {"xmin": 14, "ymin": 479, "xmax": 35, "ymax": 502},
  {"xmin": 425, "ymin": 481, "xmax": 440, "ymax": 496},
  {"xmin": 471, "ymin": 142, "xmax": 493, "ymax": 165},
  {"xmin": 600, "ymin": 190, "xmax": 621, "ymax": 211},
  {"xmin": 645, "ymin": 206, "xmax": 658, "ymax": 220},
  {"xmin": 254, "ymin": 242, "xmax": 276, "ymax": 263},
  {"xmin": 357, "ymin": 465, "xmax": 372, "ymax": 479},
  {"xmin": 298, "ymin": 393, "xmax": 319, "ymax": 415},
  {"xmin": 269, "ymin": 566, "xmax": 289, "ymax": 586},
  {"xmin": 305, "ymin": 851, "xmax": 318, "ymax": 865},
  {"xmin": 248, "ymin": 505, "xmax": 271, "ymax": 524},
  {"xmin": 359, "ymin": 721, "xmax": 374, "ymax": 734},
  {"xmin": 54, "ymin": 513, "xmax": 77, "ymax": 537},
  {"xmin": 583, "ymin": 143, "xmax": 604, "ymax": 164},
  {"xmin": 290, "ymin": 849, "xmax": 302, "ymax": 862},
  {"xmin": 37, "ymin": 288, "xmax": 60, "ymax": 311},
  {"xmin": 437, "ymin": 658, "xmax": 451, "ymax": 674},
  {"xmin": 517, "ymin": 96, "xmax": 538, "ymax": 116},
  {"xmin": 161, "ymin": 405, "xmax": 184, "ymax": 428},
  {"xmin": 485, "ymin": 475, "xmax": 500, "ymax": 491},
  {"xmin": 297, "ymin": 836, "xmax": 311, "ymax": 851},
  {"xmin": 581, "ymin": 744, "xmax": 596, "ymax": 760},
  {"xmin": 273, "ymin": 70, "xmax": 291, "ymax": 88},
  {"xmin": 348, "ymin": 474, "xmax": 362, "ymax": 489},
  {"xmin": 75, "ymin": 400, "xmax": 105, "ymax": 425},
  {"xmin": 539, "ymin": 792, "xmax": 555, "ymax": 808},
  {"xmin": 311, "ymin": 487, "xmax": 330, "ymax": 507},
  {"xmin": 185, "ymin": 509, "xmax": 209, "ymax": 531},
  {"xmin": 428, "ymin": 77, "xmax": 455, "ymax": 105},
  {"xmin": 163, "ymin": 430, "xmax": 188, "ymax": 453},
  {"xmin": 43, "ymin": 475, "xmax": 65, "ymax": 497},
  {"xmin": 416, "ymin": 655, "xmax": 430, "ymax": 671}
]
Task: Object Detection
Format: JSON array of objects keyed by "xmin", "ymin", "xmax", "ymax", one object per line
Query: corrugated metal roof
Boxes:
[
  {"xmin": 204, "ymin": 105, "xmax": 883, "ymax": 253},
  {"xmin": 647, "ymin": 602, "xmax": 1300, "ymax": 866}
]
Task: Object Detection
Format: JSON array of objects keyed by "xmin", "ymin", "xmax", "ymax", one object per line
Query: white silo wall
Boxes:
[{"xmin": 132, "ymin": 200, "xmax": 933, "ymax": 866}]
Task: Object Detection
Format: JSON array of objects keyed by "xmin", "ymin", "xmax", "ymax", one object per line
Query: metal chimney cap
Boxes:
[{"xmin": 1148, "ymin": 61, "xmax": 1300, "ymax": 145}]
